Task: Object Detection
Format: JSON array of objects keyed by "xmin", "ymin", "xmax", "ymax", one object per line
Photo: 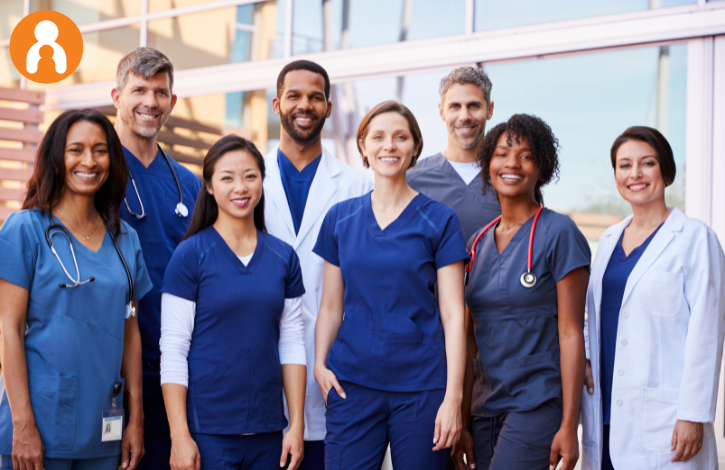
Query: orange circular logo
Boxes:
[{"xmin": 9, "ymin": 11, "xmax": 83, "ymax": 84}]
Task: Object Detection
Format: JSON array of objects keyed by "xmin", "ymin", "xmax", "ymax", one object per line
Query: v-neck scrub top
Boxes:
[
  {"xmin": 0, "ymin": 209, "xmax": 152, "ymax": 458},
  {"xmin": 465, "ymin": 208, "xmax": 591, "ymax": 417},
  {"xmin": 313, "ymin": 192, "xmax": 470, "ymax": 392},
  {"xmin": 120, "ymin": 146, "xmax": 201, "ymax": 362},
  {"xmin": 160, "ymin": 227, "xmax": 305, "ymax": 434},
  {"xmin": 599, "ymin": 224, "xmax": 662, "ymax": 425},
  {"xmin": 278, "ymin": 148, "xmax": 321, "ymax": 235},
  {"xmin": 407, "ymin": 153, "xmax": 501, "ymax": 243}
]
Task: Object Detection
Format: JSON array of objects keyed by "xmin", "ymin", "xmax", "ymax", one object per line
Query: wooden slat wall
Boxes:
[{"xmin": 0, "ymin": 87, "xmax": 43, "ymax": 224}]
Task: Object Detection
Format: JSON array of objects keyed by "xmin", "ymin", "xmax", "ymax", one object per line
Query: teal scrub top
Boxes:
[{"xmin": 0, "ymin": 209, "xmax": 152, "ymax": 459}]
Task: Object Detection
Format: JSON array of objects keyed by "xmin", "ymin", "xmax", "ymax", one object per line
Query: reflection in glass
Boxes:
[
  {"xmin": 292, "ymin": 0, "xmax": 465, "ymax": 55},
  {"xmin": 30, "ymin": 0, "xmax": 142, "ymax": 26},
  {"xmin": 474, "ymin": 0, "xmax": 696, "ymax": 31}
]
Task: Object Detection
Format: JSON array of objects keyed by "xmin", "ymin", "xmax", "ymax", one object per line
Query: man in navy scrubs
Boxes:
[
  {"xmin": 112, "ymin": 47, "xmax": 201, "ymax": 470},
  {"xmin": 407, "ymin": 66, "xmax": 500, "ymax": 242},
  {"xmin": 264, "ymin": 60, "xmax": 373, "ymax": 470}
]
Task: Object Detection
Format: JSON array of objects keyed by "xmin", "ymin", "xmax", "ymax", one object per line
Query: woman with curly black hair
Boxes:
[{"xmin": 451, "ymin": 114, "xmax": 590, "ymax": 470}]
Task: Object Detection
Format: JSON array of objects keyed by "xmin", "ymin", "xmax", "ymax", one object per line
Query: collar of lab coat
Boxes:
[
  {"xmin": 264, "ymin": 144, "xmax": 341, "ymax": 248},
  {"xmin": 592, "ymin": 206, "xmax": 686, "ymax": 330}
]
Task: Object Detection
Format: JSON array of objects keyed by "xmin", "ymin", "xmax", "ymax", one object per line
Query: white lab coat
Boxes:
[
  {"xmin": 263, "ymin": 145, "xmax": 373, "ymax": 441},
  {"xmin": 581, "ymin": 207, "xmax": 725, "ymax": 470}
]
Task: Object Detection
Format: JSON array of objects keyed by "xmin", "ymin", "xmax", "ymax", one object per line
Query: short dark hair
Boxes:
[
  {"xmin": 23, "ymin": 109, "xmax": 128, "ymax": 239},
  {"xmin": 477, "ymin": 114, "xmax": 560, "ymax": 204},
  {"xmin": 276, "ymin": 60, "xmax": 331, "ymax": 100},
  {"xmin": 356, "ymin": 101, "xmax": 423, "ymax": 169},
  {"xmin": 610, "ymin": 126, "xmax": 676, "ymax": 186},
  {"xmin": 185, "ymin": 134, "xmax": 266, "ymax": 239}
]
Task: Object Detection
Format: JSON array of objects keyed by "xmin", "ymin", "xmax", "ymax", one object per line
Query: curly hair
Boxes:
[{"xmin": 477, "ymin": 114, "xmax": 560, "ymax": 204}]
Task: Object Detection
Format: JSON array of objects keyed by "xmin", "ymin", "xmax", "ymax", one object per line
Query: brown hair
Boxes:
[
  {"xmin": 23, "ymin": 109, "xmax": 128, "ymax": 238},
  {"xmin": 356, "ymin": 101, "xmax": 423, "ymax": 169},
  {"xmin": 610, "ymin": 126, "xmax": 676, "ymax": 186}
]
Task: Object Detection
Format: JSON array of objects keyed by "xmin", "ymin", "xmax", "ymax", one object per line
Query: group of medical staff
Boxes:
[{"xmin": 0, "ymin": 46, "xmax": 723, "ymax": 470}]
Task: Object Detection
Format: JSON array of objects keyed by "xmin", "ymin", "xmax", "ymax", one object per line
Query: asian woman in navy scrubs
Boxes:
[
  {"xmin": 0, "ymin": 109, "xmax": 152, "ymax": 470},
  {"xmin": 453, "ymin": 114, "xmax": 590, "ymax": 470},
  {"xmin": 314, "ymin": 101, "xmax": 469, "ymax": 470},
  {"xmin": 160, "ymin": 135, "xmax": 307, "ymax": 470}
]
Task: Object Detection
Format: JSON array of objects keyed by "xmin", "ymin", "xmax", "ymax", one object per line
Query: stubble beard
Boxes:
[{"xmin": 451, "ymin": 121, "xmax": 486, "ymax": 150}]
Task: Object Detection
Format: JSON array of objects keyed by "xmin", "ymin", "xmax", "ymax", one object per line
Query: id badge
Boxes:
[{"xmin": 101, "ymin": 409, "xmax": 124, "ymax": 442}]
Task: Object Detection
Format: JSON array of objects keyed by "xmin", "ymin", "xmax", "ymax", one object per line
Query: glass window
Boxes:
[
  {"xmin": 148, "ymin": 0, "xmax": 286, "ymax": 71},
  {"xmin": 149, "ymin": 0, "xmax": 223, "ymax": 14},
  {"xmin": 475, "ymin": 0, "xmax": 697, "ymax": 31},
  {"xmin": 1, "ymin": 1, "xmax": 23, "ymax": 42},
  {"xmin": 30, "ymin": 0, "xmax": 142, "ymax": 26},
  {"xmin": 293, "ymin": 0, "xmax": 465, "ymax": 55}
]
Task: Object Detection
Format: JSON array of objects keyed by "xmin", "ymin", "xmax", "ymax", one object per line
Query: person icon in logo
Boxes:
[{"xmin": 26, "ymin": 20, "xmax": 67, "ymax": 74}]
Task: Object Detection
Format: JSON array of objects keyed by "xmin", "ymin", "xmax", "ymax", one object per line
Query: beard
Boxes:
[
  {"xmin": 450, "ymin": 120, "xmax": 486, "ymax": 150},
  {"xmin": 280, "ymin": 109, "xmax": 327, "ymax": 143},
  {"xmin": 121, "ymin": 105, "xmax": 169, "ymax": 140}
]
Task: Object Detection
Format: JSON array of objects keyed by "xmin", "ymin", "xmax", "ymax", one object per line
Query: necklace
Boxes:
[{"xmin": 56, "ymin": 210, "xmax": 102, "ymax": 240}]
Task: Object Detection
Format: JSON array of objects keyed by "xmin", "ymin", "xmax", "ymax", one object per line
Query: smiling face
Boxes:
[
  {"xmin": 273, "ymin": 69, "xmax": 331, "ymax": 143},
  {"xmin": 440, "ymin": 83, "xmax": 492, "ymax": 150},
  {"xmin": 207, "ymin": 149, "xmax": 263, "ymax": 221},
  {"xmin": 359, "ymin": 112, "xmax": 420, "ymax": 179},
  {"xmin": 614, "ymin": 140, "xmax": 666, "ymax": 207},
  {"xmin": 489, "ymin": 132, "xmax": 540, "ymax": 202},
  {"xmin": 112, "ymin": 72, "xmax": 176, "ymax": 139},
  {"xmin": 63, "ymin": 120, "xmax": 111, "ymax": 199}
]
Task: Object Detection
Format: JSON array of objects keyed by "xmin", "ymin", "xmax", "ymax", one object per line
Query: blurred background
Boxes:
[{"xmin": 1, "ymin": 1, "xmax": 724, "ymax": 467}]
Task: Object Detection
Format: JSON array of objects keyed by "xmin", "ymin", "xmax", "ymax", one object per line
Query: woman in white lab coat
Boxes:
[{"xmin": 580, "ymin": 126, "xmax": 725, "ymax": 470}]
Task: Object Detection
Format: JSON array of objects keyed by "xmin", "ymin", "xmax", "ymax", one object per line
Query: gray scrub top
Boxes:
[{"xmin": 407, "ymin": 153, "xmax": 501, "ymax": 243}]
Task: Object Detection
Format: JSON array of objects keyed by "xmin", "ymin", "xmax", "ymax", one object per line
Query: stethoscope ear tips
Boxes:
[{"xmin": 89, "ymin": 277, "xmax": 96, "ymax": 282}]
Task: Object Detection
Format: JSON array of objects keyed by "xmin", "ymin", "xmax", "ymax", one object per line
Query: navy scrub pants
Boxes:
[
  {"xmin": 193, "ymin": 432, "xmax": 282, "ymax": 469},
  {"xmin": 324, "ymin": 381, "xmax": 450, "ymax": 470},
  {"xmin": 1, "ymin": 456, "xmax": 119, "ymax": 470},
  {"xmin": 470, "ymin": 398, "xmax": 562, "ymax": 470},
  {"xmin": 135, "ymin": 365, "xmax": 172, "ymax": 470}
]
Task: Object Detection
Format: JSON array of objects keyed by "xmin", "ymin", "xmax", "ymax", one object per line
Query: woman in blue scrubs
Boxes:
[
  {"xmin": 160, "ymin": 135, "xmax": 307, "ymax": 470},
  {"xmin": 314, "ymin": 101, "xmax": 469, "ymax": 470},
  {"xmin": 452, "ymin": 114, "xmax": 590, "ymax": 470},
  {"xmin": 0, "ymin": 109, "xmax": 152, "ymax": 470}
]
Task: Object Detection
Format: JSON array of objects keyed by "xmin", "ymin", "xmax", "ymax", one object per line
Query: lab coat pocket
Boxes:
[
  {"xmin": 26, "ymin": 375, "xmax": 78, "ymax": 450},
  {"xmin": 389, "ymin": 334, "xmax": 423, "ymax": 381},
  {"xmin": 640, "ymin": 272, "xmax": 683, "ymax": 318},
  {"xmin": 641, "ymin": 387, "xmax": 679, "ymax": 451}
]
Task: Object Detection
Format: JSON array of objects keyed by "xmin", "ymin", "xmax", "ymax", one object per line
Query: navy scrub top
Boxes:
[
  {"xmin": 278, "ymin": 148, "xmax": 321, "ymax": 235},
  {"xmin": 0, "ymin": 209, "xmax": 152, "ymax": 458},
  {"xmin": 600, "ymin": 224, "xmax": 662, "ymax": 425},
  {"xmin": 407, "ymin": 153, "xmax": 501, "ymax": 242},
  {"xmin": 161, "ymin": 227, "xmax": 305, "ymax": 434},
  {"xmin": 120, "ymin": 146, "xmax": 201, "ymax": 362},
  {"xmin": 313, "ymin": 192, "xmax": 470, "ymax": 392},
  {"xmin": 465, "ymin": 208, "xmax": 590, "ymax": 417}
]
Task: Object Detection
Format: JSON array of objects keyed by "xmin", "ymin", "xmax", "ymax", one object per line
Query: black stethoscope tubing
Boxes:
[
  {"xmin": 124, "ymin": 144, "xmax": 188, "ymax": 219},
  {"xmin": 45, "ymin": 213, "xmax": 134, "ymax": 315},
  {"xmin": 465, "ymin": 203, "xmax": 543, "ymax": 289}
]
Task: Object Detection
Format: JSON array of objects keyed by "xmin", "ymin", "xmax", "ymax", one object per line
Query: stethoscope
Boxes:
[
  {"xmin": 464, "ymin": 203, "xmax": 543, "ymax": 289},
  {"xmin": 45, "ymin": 213, "xmax": 136, "ymax": 319},
  {"xmin": 124, "ymin": 144, "xmax": 188, "ymax": 219}
]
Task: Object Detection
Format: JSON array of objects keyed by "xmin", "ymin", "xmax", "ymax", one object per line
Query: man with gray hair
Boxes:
[
  {"xmin": 112, "ymin": 47, "xmax": 201, "ymax": 470},
  {"xmin": 407, "ymin": 66, "xmax": 500, "ymax": 243}
]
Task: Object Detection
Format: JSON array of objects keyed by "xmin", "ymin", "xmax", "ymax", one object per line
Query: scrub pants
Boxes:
[
  {"xmin": 1, "ymin": 455, "xmax": 118, "ymax": 470},
  {"xmin": 193, "ymin": 431, "xmax": 282, "ymax": 469},
  {"xmin": 324, "ymin": 381, "xmax": 450, "ymax": 470},
  {"xmin": 136, "ymin": 365, "xmax": 172, "ymax": 470},
  {"xmin": 298, "ymin": 440, "xmax": 324, "ymax": 470},
  {"xmin": 470, "ymin": 398, "xmax": 562, "ymax": 470}
]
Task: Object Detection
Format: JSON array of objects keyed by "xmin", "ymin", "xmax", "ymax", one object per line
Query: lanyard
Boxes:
[{"xmin": 464, "ymin": 203, "xmax": 543, "ymax": 289}]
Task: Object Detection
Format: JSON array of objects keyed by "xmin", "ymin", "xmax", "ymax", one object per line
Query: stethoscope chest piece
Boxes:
[
  {"xmin": 520, "ymin": 271, "xmax": 537, "ymax": 288},
  {"xmin": 175, "ymin": 202, "xmax": 189, "ymax": 218}
]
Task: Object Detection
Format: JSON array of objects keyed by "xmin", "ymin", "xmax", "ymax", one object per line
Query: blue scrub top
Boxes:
[
  {"xmin": 0, "ymin": 209, "xmax": 152, "ymax": 459},
  {"xmin": 600, "ymin": 224, "xmax": 662, "ymax": 425},
  {"xmin": 465, "ymin": 208, "xmax": 590, "ymax": 417},
  {"xmin": 120, "ymin": 146, "xmax": 201, "ymax": 362},
  {"xmin": 313, "ymin": 192, "xmax": 470, "ymax": 392},
  {"xmin": 278, "ymin": 148, "xmax": 321, "ymax": 235},
  {"xmin": 161, "ymin": 227, "xmax": 305, "ymax": 434}
]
